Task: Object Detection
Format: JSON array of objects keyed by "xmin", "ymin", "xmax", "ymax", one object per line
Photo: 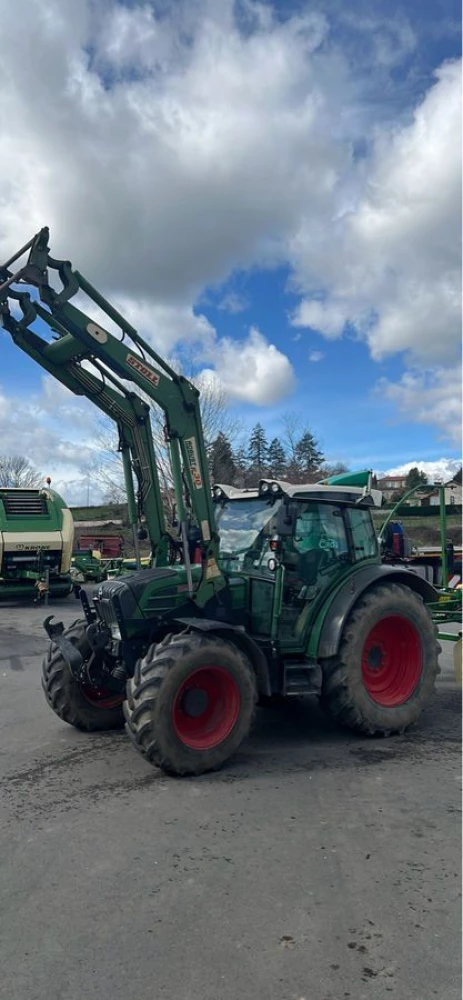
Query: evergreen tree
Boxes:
[
  {"xmin": 453, "ymin": 467, "xmax": 462, "ymax": 485},
  {"xmin": 247, "ymin": 423, "xmax": 269, "ymax": 477},
  {"xmin": 294, "ymin": 431, "xmax": 324, "ymax": 476},
  {"xmin": 233, "ymin": 445, "xmax": 248, "ymax": 486},
  {"xmin": 267, "ymin": 438, "xmax": 287, "ymax": 479},
  {"xmin": 405, "ymin": 467, "xmax": 428, "ymax": 491},
  {"xmin": 209, "ymin": 432, "xmax": 236, "ymax": 485}
]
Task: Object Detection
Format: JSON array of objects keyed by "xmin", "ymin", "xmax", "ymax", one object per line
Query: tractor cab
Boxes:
[{"xmin": 212, "ymin": 477, "xmax": 382, "ymax": 649}]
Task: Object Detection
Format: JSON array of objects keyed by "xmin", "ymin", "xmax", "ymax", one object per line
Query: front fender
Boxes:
[
  {"xmin": 314, "ymin": 565, "xmax": 439, "ymax": 660},
  {"xmin": 173, "ymin": 617, "xmax": 271, "ymax": 697}
]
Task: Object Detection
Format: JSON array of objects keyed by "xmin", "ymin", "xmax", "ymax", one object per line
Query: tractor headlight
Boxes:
[
  {"xmin": 260, "ymin": 482, "xmax": 269, "ymax": 494},
  {"xmin": 271, "ymin": 482, "xmax": 280, "ymax": 494},
  {"xmin": 213, "ymin": 486, "xmax": 224, "ymax": 500}
]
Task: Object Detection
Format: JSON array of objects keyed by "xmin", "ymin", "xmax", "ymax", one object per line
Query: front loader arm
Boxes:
[
  {"xmin": 0, "ymin": 228, "xmax": 224, "ymax": 606},
  {"xmin": 0, "ymin": 315, "xmax": 170, "ymax": 566}
]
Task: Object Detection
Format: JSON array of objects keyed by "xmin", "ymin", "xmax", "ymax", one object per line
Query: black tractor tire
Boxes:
[
  {"xmin": 124, "ymin": 632, "xmax": 257, "ymax": 776},
  {"xmin": 42, "ymin": 618, "xmax": 125, "ymax": 732},
  {"xmin": 320, "ymin": 583, "xmax": 441, "ymax": 736}
]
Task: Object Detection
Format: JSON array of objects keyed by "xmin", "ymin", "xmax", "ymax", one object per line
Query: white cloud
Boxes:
[
  {"xmin": 218, "ymin": 292, "xmax": 250, "ymax": 315},
  {"xmin": 0, "ymin": 0, "xmax": 347, "ymax": 306},
  {"xmin": 0, "ymin": 6, "xmax": 459, "ymax": 367},
  {"xmin": 0, "ymin": 375, "xmax": 98, "ymax": 487},
  {"xmin": 289, "ymin": 59, "xmax": 461, "ymax": 445},
  {"xmin": 384, "ymin": 459, "xmax": 462, "ymax": 483},
  {"xmin": 290, "ymin": 60, "xmax": 462, "ymax": 367},
  {"xmin": 108, "ymin": 298, "xmax": 217, "ymax": 356},
  {"xmin": 377, "ymin": 366, "xmax": 462, "ymax": 445},
  {"xmin": 292, "ymin": 300, "xmax": 348, "ymax": 338},
  {"xmin": 200, "ymin": 327, "xmax": 295, "ymax": 405},
  {"xmin": 308, "ymin": 350, "xmax": 325, "ymax": 362}
]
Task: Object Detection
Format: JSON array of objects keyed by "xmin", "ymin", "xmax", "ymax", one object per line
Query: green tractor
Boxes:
[{"xmin": 0, "ymin": 229, "xmax": 441, "ymax": 776}]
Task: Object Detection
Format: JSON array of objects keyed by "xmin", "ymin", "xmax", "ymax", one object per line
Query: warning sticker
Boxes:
[
  {"xmin": 200, "ymin": 519, "xmax": 211, "ymax": 542},
  {"xmin": 126, "ymin": 353, "xmax": 160, "ymax": 387},
  {"xmin": 206, "ymin": 558, "xmax": 222, "ymax": 579},
  {"xmin": 184, "ymin": 436, "xmax": 203, "ymax": 490}
]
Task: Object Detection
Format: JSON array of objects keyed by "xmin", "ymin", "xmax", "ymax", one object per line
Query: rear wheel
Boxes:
[
  {"xmin": 321, "ymin": 584, "xmax": 441, "ymax": 735},
  {"xmin": 124, "ymin": 632, "xmax": 257, "ymax": 775},
  {"xmin": 42, "ymin": 619, "xmax": 124, "ymax": 731}
]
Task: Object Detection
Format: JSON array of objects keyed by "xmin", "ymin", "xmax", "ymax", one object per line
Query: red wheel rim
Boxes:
[
  {"xmin": 80, "ymin": 684, "xmax": 124, "ymax": 710},
  {"xmin": 172, "ymin": 666, "xmax": 241, "ymax": 750},
  {"xmin": 362, "ymin": 615, "xmax": 422, "ymax": 707}
]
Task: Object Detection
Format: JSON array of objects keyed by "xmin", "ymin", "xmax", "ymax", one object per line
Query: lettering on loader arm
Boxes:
[
  {"xmin": 126, "ymin": 353, "xmax": 161, "ymax": 388},
  {"xmin": 184, "ymin": 437, "xmax": 203, "ymax": 490}
]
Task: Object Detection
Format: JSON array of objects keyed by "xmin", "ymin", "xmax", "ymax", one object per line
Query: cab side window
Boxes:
[
  {"xmin": 293, "ymin": 505, "xmax": 348, "ymax": 557},
  {"xmin": 348, "ymin": 508, "xmax": 378, "ymax": 561}
]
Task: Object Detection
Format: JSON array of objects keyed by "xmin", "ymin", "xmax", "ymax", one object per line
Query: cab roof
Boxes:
[{"xmin": 212, "ymin": 478, "xmax": 383, "ymax": 508}]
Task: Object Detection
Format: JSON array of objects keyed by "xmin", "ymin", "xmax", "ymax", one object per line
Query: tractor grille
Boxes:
[{"xmin": 2, "ymin": 493, "xmax": 48, "ymax": 517}]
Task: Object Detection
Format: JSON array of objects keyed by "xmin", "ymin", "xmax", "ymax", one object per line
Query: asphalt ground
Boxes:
[{"xmin": 0, "ymin": 599, "xmax": 461, "ymax": 1000}]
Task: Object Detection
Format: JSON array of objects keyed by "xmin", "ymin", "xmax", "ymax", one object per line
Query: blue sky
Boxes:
[{"xmin": 0, "ymin": 0, "xmax": 461, "ymax": 502}]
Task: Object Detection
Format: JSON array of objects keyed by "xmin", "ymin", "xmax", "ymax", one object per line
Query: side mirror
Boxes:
[{"xmin": 274, "ymin": 504, "xmax": 296, "ymax": 536}]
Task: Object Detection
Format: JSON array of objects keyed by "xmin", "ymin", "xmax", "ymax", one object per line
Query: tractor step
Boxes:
[{"xmin": 283, "ymin": 661, "xmax": 322, "ymax": 696}]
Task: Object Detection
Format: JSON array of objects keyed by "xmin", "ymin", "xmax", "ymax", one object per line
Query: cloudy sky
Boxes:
[{"xmin": 0, "ymin": 0, "xmax": 461, "ymax": 503}]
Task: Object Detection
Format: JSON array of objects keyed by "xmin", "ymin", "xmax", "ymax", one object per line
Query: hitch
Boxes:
[{"xmin": 43, "ymin": 615, "xmax": 84, "ymax": 679}]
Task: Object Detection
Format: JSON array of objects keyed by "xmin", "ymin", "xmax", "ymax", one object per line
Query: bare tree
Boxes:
[
  {"xmin": 0, "ymin": 454, "xmax": 43, "ymax": 488},
  {"xmin": 280, "ymin": 411, "xmax": 303, "ymax": 473},
  {"xmin": 320, "ymin": 462, "xmax": 349, "ymax": 479}
]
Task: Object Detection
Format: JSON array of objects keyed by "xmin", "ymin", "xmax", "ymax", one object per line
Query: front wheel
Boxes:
[
  {"xmin": 124, "ymin": 632, "xmax": 257, "ymax": 776},
  {"xmin": 320, "ymin": 583, "xmax": 441, "ymax": 735},
  {"xmin": 42, "ymin": 619, "xmax": 124, "ymax": 731}
]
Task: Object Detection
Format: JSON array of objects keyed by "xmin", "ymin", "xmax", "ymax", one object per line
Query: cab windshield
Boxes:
[{"xmin": 216, "ymin": 498, "xmax": 281, "ymax": 572}]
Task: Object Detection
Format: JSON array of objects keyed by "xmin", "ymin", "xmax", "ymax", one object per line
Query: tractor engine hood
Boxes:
[{"xmin": 89, "ymin": 566, "xmax": 200, "ymax": 622}]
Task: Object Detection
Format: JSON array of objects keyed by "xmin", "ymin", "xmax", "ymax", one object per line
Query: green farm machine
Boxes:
[
  {"xmin": 0, "ymin": 229, "xmax": 445, "ymax": 775},
  {"xmin": 0, "ymin": 483, "xmax": 73, "ymax": 601}
]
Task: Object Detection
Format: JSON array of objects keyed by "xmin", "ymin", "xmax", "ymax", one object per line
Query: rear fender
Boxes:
[
  {"xmin": 173, "ymin": 617, "xmax": 271, "ymax": 697},
  {"xmin": 315, "ymin": 565, "xmax": 439, "ymax": 660}
]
